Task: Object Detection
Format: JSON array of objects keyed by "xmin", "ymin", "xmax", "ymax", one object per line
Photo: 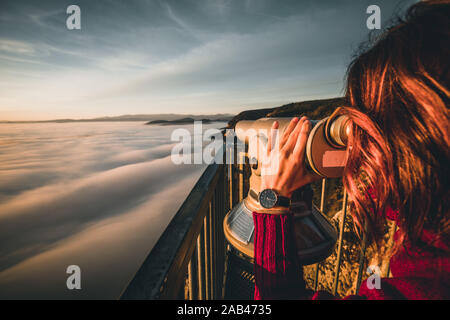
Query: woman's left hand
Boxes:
[{"xmin": 260, "ymin": 116, "xmax": 321, "ymax": 198}]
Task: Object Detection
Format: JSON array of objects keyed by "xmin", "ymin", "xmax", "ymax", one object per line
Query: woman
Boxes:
[{"xmin": 254, "ymin": 0, "xmax": 449, "ymax": 300}]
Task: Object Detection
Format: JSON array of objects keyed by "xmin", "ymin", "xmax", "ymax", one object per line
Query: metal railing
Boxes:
[
  {"xmin": 121, "ymin": 159, "xmax": 229, "ymax": 300},
  {"xmin": 310, "ymin": 179, "xmax": 396, "ymax": 296},
  {"xmin": 121, "ymin": 142, "xmax": 396, "ymax": 299}
]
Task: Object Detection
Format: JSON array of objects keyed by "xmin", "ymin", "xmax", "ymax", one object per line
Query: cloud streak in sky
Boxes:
[{"xmin": 0, "ymin": 0, "xmax": 415, "ymax": 120}]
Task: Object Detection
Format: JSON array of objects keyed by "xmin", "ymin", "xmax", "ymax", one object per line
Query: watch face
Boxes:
[{"xmin": 259, "ymin": 189, "xmax": 278, "ymax": 209}]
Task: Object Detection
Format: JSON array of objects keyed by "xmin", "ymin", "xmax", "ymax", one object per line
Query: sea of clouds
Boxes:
[{"xmin": 0, "ymin": 121, "xmax": 225, "ymax": 299}]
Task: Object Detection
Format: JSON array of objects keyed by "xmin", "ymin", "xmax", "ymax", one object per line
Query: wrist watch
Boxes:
[{"xmin": 258, "ymin": 189, "xmax": 291, "ymax": 209}]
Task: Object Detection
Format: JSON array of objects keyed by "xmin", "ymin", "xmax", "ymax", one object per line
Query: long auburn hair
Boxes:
[{"xmin": 342, "ymin": 0, "xmax": 449, "ymax": 252}]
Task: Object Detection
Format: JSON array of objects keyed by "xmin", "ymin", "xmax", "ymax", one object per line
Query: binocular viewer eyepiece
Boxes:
[
  {"xmin": 234, "ymin": 112, "xmax": 350, "ymax": 178},
  {"xmin": 223, "ymin": 111, "xmax": 347, "ymax": 263}
]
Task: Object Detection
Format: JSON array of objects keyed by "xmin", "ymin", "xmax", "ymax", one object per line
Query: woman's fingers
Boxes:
[
  {"xmin": 283, "ymin": 117, "xmax": 307, "ymax": 153},
  {"xmin": 293, "ymin": 118, "xmax": 311, "ymax": 158},
  {"xmin": 280, "ymin": 117, "xmax": 299, "ymax": 147},
  {"xmin": 267, "ymin": 120, "xmax": 279, "ymax": 155}
]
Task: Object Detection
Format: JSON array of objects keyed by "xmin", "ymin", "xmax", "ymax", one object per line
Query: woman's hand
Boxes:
[{"xmin": 260, "ymin": 116, "xmax": 320, "ymax": 198}]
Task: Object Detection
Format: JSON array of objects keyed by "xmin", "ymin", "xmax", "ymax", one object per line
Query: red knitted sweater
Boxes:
[{"xmin": 253, "ymin": 212, "xmax": 449, "ymax": 300}]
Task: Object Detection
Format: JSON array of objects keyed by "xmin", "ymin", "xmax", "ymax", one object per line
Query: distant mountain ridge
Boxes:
[
  {"xmin": 145, "ymin": 117, "xmax": 228, "ymax": 125},
  {"xmin": 227, "ymin": 97, "xmax": 345, "ymax": 128},
  {"xmin": 0, "ymin": 113, "xmax": 234, "ymax": 123},
  {"xmin": 2, "ymin": 98, "xmax": 346, "ymax": 124}
]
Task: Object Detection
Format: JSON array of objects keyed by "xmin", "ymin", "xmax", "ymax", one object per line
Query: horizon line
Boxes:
[{"xmin": 0, "ymin": 112, "xmax": 236, "ymax": 123}]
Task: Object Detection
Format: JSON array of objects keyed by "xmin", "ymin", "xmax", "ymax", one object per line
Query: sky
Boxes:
[{"xmin": 0, "ymin": 0, "xmax": 416, "ymax": 121}]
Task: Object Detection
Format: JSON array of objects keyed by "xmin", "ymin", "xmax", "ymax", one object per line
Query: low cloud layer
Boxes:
[{"xmin": 0, "ymin": 122, "xmax": 223, "ymax": 298}]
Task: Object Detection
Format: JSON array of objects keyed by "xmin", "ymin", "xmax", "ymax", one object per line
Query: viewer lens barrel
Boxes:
[{"xmin": 234, "ymin": 113, "xmax": 350, "ymax": 178}]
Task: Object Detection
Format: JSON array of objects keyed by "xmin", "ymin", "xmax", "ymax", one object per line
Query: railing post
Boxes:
[
  {"xmin": 232, "ymin": 136, "xmax": 239, "ymax": 207},
  {"xmin": 332, "ymin": 189, "xmax": 348, "ymax": 296},
  {"xmin": 188, "ymin": 260, "xmax": 194, "ymax": 300},
  {"xmin": 238, "ymin": 152, "xmax": 246, "ymax": 202},
  {"xmin": 220, "ymin": 144, "xmax": 228, "ymax": 299},
  {"xmin": 204, "ymin": 215, "xmax": 210, "ymax": 300},
  {"xmin": 355, "ymin": 220, "xmax": 368, "ymax": 294},
  {"xmin": 313, "ymin": 178, "xmax": 327, "ymax": 291},
  {"xmin": 215, "ymin": 193, "xmax": 220, "ymax": 299},
  {"xmin": 383, "ymin": 221, "xmax": 397, "ymax": 277},
  {"xmin": 191, "ymin": 248, "xmax": 199, "ymax": 300},
  {"xmin": 228, "ymin": 144, "xmax": 234, "ymax": 210},
  {"xmin": 197, "ymin": 229, "xmax": 205, "ymax": 300},
  {"xmin": 209, "ymin": 200, "xmax": 214, "ymax": 299}
]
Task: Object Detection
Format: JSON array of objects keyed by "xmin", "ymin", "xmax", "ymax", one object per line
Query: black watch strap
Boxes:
[{"xmin": 277, "ymin": 195, "xmax": 291, "ymax": 208}]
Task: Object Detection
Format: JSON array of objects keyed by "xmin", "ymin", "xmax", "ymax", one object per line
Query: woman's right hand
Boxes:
[{"xmin": 260, "ymin": 116, "xmax": 321, "ymax": 199}]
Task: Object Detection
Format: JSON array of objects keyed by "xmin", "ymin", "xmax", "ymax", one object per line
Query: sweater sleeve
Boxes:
[
  {"xmin": 252, "ymin": 211, "xmax": 369, "ymax": 300},
  {"xmin": 253, "ymin": 209, "xmax": 449, "ymax": 300},
  {"xmin": 253, "ymin": 212, "xmax": 307, "ymax": 299}
]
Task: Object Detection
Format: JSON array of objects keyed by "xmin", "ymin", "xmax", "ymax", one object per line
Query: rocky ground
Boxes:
[{"xmin": 303, "ymin": 208, "xmax": 395, "ymax": 297}]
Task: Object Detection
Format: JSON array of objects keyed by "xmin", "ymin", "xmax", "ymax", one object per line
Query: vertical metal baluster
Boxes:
[
  {"xmin": 191, "ymin": 246, "xmax": 199, "ymax": 300},
  {"xmin": 197, "ymin": 229, "xmax": 205, "ymax": 300},
  {"xmin": 239, "ymin": 153, "xmax": 244, "ymax": 202},
  {"xmin": 188, "ymin": 260, "xmax": 194, "ymax": 300},
  {"xmin": 383, "ymin": 221, "xmax": 397, "ymax": 277},
  {"xmin": 219, "ymin": 151, "xmax": 227, "ymax": 299},
  {"xmin": 222, "ymin": 143, "xmax": 229, "ymax": 299},
  {"xmin": 208, "ymin": 200, "xmax": 214, "ymax": 299},
  {"xmin": 222, "ymin": 244, "xmax": 231, "ymax": 299},
  {"xmin": 215, "ymin": 187, "xmax": 220, "ymax": 299},
  {"xmin": 313, "ymin": 178, "xmax": 327, "ymax": 291},
  {"xmin": 332, "ymin": 189, "xmax": 348, "ymax": 296},
  {"xmin": 211, "ymin": 182, "xmax": 217, "ymax": 299},
  {"xmin": 211, "ymin": 194, "xmax": 216, "ymax": 299},
  {"xmin": 214, "ymin": 195, "xmax": 218, "ymax": 299},
  {"xmin": 204, "ymin": 215, "xmax": 210, "ymax": 300},
  {"xmin": 221, "ymin": 165, "xmax": 226, "ymax": 298},
  {"xmin": 355, "ymin": 220, "xmax": 368, "ymax": 294},
  {"xmin": 233, "ymin": 137, "xmax": 238, "ymax": 207},
  {"xmin": 213, "ymin": 194, "xmax": 218, "ymax": 299},
  {"xmin": 229, "ymin": 144, "xmax": 233, "ymax": 210}
]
